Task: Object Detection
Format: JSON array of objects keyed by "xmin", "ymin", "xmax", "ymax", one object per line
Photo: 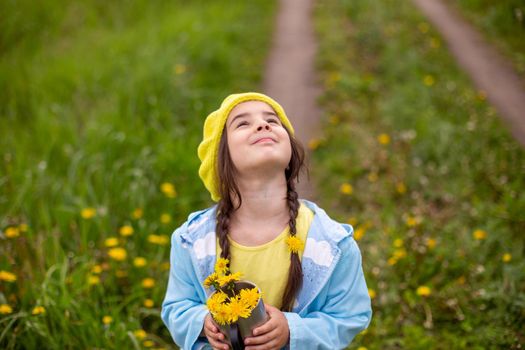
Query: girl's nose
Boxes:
[{"xmin": 257, "ymin": 123, "xmax": 271, "ymax": 132}]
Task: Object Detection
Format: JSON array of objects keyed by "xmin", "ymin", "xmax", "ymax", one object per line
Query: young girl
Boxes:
[{"xmin": 161, "ymin": 92, "xmax": 372, "ymax": 350}]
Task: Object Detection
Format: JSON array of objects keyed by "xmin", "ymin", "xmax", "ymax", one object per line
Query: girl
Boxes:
[{"xmin": 161, "ymin": 92, "xmax": 372, "ymax": 350}]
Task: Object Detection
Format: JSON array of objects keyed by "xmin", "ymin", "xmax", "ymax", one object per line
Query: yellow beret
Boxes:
[{"xmin": 197, "ymin": 92, "xmax": 295, "ymax": 202}]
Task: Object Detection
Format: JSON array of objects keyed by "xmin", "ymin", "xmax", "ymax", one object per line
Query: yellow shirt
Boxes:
[{"xmin": 216, "ymin": 203, "xmax": 314, "ymax": 309}]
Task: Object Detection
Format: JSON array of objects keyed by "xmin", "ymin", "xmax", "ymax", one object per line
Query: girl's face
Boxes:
[{"xmin": 225, "ymin": 100, "xmax": 292, "ymax": 177}]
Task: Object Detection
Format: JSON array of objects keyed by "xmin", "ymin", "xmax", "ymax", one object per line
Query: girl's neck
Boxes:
[{"xmin": 230, "ymin": 174, "xmax": 289, "ymax": 226}]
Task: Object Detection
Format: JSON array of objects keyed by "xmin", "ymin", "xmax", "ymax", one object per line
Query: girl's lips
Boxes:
[{"xmin": 253, "ymin": 137, "xmax": 275, "ymax": 144}]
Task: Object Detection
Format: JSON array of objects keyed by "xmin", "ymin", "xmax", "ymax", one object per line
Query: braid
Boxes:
[
  {"xmin": 281, "ymin": 180, "xmax": 304, "ymax": 312},
  {"xmin": 216, "ymin": 201, "xmax": 232, "ymax": 262}
]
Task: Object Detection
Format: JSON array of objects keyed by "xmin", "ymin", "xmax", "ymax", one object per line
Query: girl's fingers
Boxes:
[
  {"xmin": 251, "ymin": 317, "xmax": 276, "ymax": 337},
  {"xmin": 244, "ymin": 327, "xmax": 279, "ymax": 346}
]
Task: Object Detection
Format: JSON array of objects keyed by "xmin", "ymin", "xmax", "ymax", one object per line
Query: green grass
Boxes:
[
  {"xmin": 0, "ymin": 0, "xmax": 277, "ymax": 348},
  {"xmin": 313, "ymin": 0, "xmax": 525, "ymax": 348},
  {"xmin": 446, "ymin": 0, "xmax": 525, "ymax": 76}
]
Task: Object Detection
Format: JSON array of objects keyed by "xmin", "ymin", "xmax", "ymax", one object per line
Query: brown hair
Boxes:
[{"xmin": 215, "ymin": 122, "xmax": 306, "ymax": 312}]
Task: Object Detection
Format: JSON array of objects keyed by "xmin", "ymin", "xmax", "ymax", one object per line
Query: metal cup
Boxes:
[{"xmin": 210, "ymin": 280, "xmax": 269, "ymax": 350}]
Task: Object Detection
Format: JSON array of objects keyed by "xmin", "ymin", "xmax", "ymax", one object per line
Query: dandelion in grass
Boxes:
[
  {"xmin": 358, "ymin": 347, "xmax": 368, "ymax": 350},
  {"xmin": 143, "ymin": 340, "xmax": 155, "ymax": 348},
  {"xmin": 354, "ymin": 227, "xmax": 365, "ymax": 241},
  {"xmin": 423, "ymin": 75, "xmax": 435, "ymax": 87},
  {"xmin": 473, "ymin": 229, "xmax": 487, "ymax": 240},
  {"xmin": 160, "ymin": 213, "xmax": 172, "ymax": 224},
  {"xmin": 426, "ymin": 238, "xmax": 437, "ymax": 250},
  {"xmin": 88, "ymin": 275, "xmax": 100, "ymax": 285},
  {"xmin": 502, "ymin": 253, "xmax": 512, "ymax": 263},
  {"xmin": 308, "ymin": 138, "xmax": 321, "ymax": 150},
  {"xmin": 0, "ymin": 304, "xmax": 13, "ymax": 314},
  {"xmin": 105, "ymin": 237, "xmax": 119, "ymax": 247},
  {"xmin": 144, "ymin": 299, "xmax": 154, "ymax": 308},
  {"xmin": 161, "ymin": 182, "xmax": 177, "ymax": 198},
  {"xmin": 102, "ymin": 315, "xmax": 113, "ymax": 325},
  {"xmin": 377, "ymin": 133, "xmax": 390, "ymax": 145},
  {"xmin": 108, "ymin": 247, "xmax": 127, "ymax": 261},
  {"xmin": 0, "ymin": 270, "xmax": 17, "ymax": 282},
  {"xmin": 339, "ymin": 183, "xmax": 353, "ymax": 195},
  {"xmin": 134, "ymin": 257, "xmax": 147, "ymax": 267},
  {"xmin": 119, "ymin": 225, "xmax": 134, "ymax": 237},
  {"xmin": 148, "ymin": 234, "xmax": 169, "ymax": 245},
  {"xmin": 368, "ymin": 289, "xmax": 376, "ymax": 299},
  {"xmin": 396, "ymin": 182, "xmax": 407, "ymax": 194},
  {"xmin": 5, "ymin": 227, "xmax": 20, "ymax": 238},
  {"xmin": 393, "ymin": 238, "xmax": 403, "ymax": 248},
  {"xmin": 134, "ymin": 329, "xmax": 147, "ymax": 340},
  {"xmin": 142, "ymin": 278, "xmax": 155, "ymax": 288},
  {"xmin": 416, "ymin": 285, "xmax": 431, "ymax": 297},
  {"xmin": 132, "ymin": 208, "xmax": 143, "ymax": 219},
  {"xmin": 91, "ymin": 265, "xmax": 102, "ymax": 274},
  {"xmin": 405, "ymin": 215, "xmax": 420, "ymax": 227},
  {"xmin": 174, "ymin": 63, "xmax": 187, "ymax": 75},
  {"xmin": 81, "ymin": 208, "xmax": 96, "ymax": 219},
  {"xmin": 32, "ymin": 306, "xmax": 45, "ymax": 315}
]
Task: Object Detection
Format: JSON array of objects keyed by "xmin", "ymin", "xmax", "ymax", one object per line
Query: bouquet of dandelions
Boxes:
[{"xmin": 204, "ymin": 258, "xmax": 262, "ymax": 326}]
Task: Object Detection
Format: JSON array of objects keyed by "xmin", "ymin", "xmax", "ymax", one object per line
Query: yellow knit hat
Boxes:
[{"xmin": 198, "ymin": 92, "xmax": 295, "ymax": 202}]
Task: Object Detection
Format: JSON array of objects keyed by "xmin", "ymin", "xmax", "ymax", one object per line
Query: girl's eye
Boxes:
[
  {"xmin": 268, "ymin": 118, "xmax": 279, "ymax": 124},
  {"xmin": 236, "ymin": 121, "xmax": 248, "ymax": 128}
]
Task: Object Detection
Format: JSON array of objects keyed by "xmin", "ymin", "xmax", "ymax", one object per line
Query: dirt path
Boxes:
[
  {"xmin": 413, "ymin": 0, "xmax": 525, "ymax": 147},
  {"xmin": 262, "ymin": 0, "xmax": 322, "ymax": 200}
]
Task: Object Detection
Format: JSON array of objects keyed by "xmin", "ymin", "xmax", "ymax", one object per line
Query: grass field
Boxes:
[
  {"xmin": 313, "ymin": 0, "xmax": 525, "ymax": 348},
  {"xmin": 0, "ymin": 1, "xmax": 276, "ymax": 348}
]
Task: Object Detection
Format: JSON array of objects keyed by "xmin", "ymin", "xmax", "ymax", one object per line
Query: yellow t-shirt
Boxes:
[{"xmin": 216, "ymin": 203, "xmax": 314, "ymax": 309}]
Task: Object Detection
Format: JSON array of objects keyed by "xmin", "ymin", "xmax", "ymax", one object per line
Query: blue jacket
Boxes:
[{"xmin": 161, "ymin": 200, "xmax": 372, "ymax": 349}]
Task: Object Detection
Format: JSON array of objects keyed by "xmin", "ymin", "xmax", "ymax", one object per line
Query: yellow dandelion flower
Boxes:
[
  {"xmin": 308, "ymin": 138, "xmax": 321, "ymax": 150},
  {"xmin": 502, "ymin": 253, "xmax": 512, "ymax": 263},
  {"xmin": 102, "ymin": 315, "xmax": 113, "ymax": 325},
  {"xmin": 329, "ymin": 115, "xmax": 340, "ymax": 125},
  {"xmin": 148, "ymin": 234, "xmax": 169, "ymax": 245},
  {"xmin": 132, "ymin": 208, "xmax": 143, "ymax": 219},
  {"xmin": 368, "ymin": 289, "xmax": 376, "ymax": 299},
  {"xmin": 32, "ymin": 306, "xmax": 46, "ymax": 315},
  {"xmin": 347, "ymin": 217, "xmax": 357, "ymax": 226},
  {"xmin": 286, "ymin": 235, "xmax": 304, "ymax": 254},
  {"xmin": 396, "ymin": 182, "xmax": 407, "ymax": 194},
  {"xmin": 339, "ymin": 183, "xmax": 353, "ymax": 195},
  {"xmin": 358, "ymin": 347, "xmax": 368, "ymax": 350},
  {"xmin": 423, "ymin": 75, "xmax": 435, "ymax": 86},
  {"xmin": 367, "ymin": 172, "xmax": 378, "ymax": 182},
  {"xmin": 405, "ymin": 215, "xmax": 420, "ymax": 227},
  {"xmin": 0, "ymin": 270, "xmax": 17, "ymax": 282},
  {"xmin": 354, "ymin": 228, "xmax": 366, "ymax": 241},
  {"xmin": 473, "ymin": 229, "xmax": 487, "ymax": 240},
  {"xmin": 119, "ymin": 225, "xmax": 134, "ymax": 237},
  {"xmin": 142, "ymin": 278, "xmax": 155, "ymax": 288},
  {"xmin": 161, "ymin": 182, "xmax": 177, "ymax": 198},
  {"xmin": 228, "ymin": 297, "xmax": 251, "ymax": 322},
  {"xmin": 377, "ymin": 133, "xmax": 390, "ymax": 145},
  {"xmin": 0, "ymin": 304, "xmax": 13, "ymax": 314},
  {"xmin": 387, "ymin": 257, "xmax": 397, "ymax": 266},
  {"xmin": 239, "ymin": 287, "xmax": 260, "ymax": 310},
  {"xmin": 204, "ymin": 272, "xmax": 220, "ymax": 288},
  {"xmin": 104, "ymin": 237, "xmax": 119, "ymax": 247},
  {"xmin": 207, "ymin": 291, "xmax": 228, "ymax": 313},
  {"xmin": 133, "ymin": 329, "xmax": 147, "ymax": 340},
  {"xmin": 457, "ymin": 276, "xmax": 466, "ymax": 285},
  {"xmin": 393, "ymin": 249, "xmax": 407, "ymax": 259},
  {"xmin": 160, "ymin": 213, "xmax": 172, "ymax": 224},
  {"xmin": 88, "ymin": 275, "xmax": 100, "ymax": 285},
  {"xmin": 108, "ymin": 247, "xmax": 127, "ymax": 261},
  {"xmin": 426, "ymin": 238, "xmax": 437, "ymax": 249},
  {"xmin": 144, "ymin": 299, "xmax": 154, "ymax": 308},
  {"xmin": 218, "ymin": 272, "xmax": 242, "ymax": 287},
  {"xmin": 5, "ymin": 227, "xmax": 20, "ymax": 238},
  {"xmin": 19, "ymin": 223, "xmax": 29, "ymax": 232},
  {"xmin": 393, "ymin": 238, "xmax": 403, "ymax": 248},
  {"xmin": 91, "ymin": 265, "xmax": 102, "ymax": 274},
  {"xmin": 143, "ymin": 340, "xmax": 155, "ymax": 348},
  {"xmin": 211, "ymin": 304, "xmax": 230, "ymax": 326},
  {"xmin": 134, "ymin": 257, "xmax": 147, "ymax": 267},
  {"xmin": 81, "ymin": 208, "xmax": 96, "ymax": 219},
  {"xmin": 174, "ymin": 64, "xmax": 186, "ymax": 75},
  {"xmin": 214, "ymin": 258, "xmax": 230, "ymax": 274},
  {"xmin": 416, "ymin": 285, "xmax": 431, "ymax": 297}
]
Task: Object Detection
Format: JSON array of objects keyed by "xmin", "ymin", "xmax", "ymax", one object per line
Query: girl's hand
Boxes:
[
  {"xmin": 203, "ymin": 313, "xmax": 230, "ymax": 350},
  {"xmin": 243, "ymin": 303, "xmax": 290, "ymax": 350}
]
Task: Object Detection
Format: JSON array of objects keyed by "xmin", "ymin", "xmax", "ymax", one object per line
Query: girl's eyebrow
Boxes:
[{"xmin": 228, "ymin": 110, "xmax": 277, "ymax": 127}]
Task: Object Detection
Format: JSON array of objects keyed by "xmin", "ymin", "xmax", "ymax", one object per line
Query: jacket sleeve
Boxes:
[
  {"xmin": 283, "ymin": 236, "xmax": 372, "ymax": 350},
  {"xmin": 161, "ymin": 225, "xmax": 210, "ymax": 350}
]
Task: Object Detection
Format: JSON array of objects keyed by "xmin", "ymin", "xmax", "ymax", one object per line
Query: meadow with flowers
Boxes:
[
  {"xmin": 0, "ymin": 1, "xmax": 276, "ymax": 348},
  {"xmin": 312, "ymin": 0, "xmax": 525, "ymax": 348}
]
